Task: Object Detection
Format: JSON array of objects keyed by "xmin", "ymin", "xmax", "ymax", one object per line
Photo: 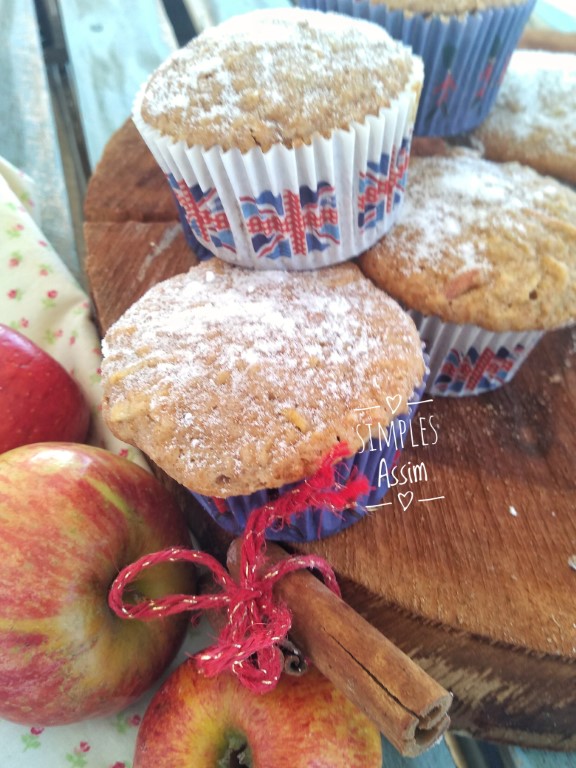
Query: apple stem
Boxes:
[{"xmin": 279, "ymin": 637, "xmax": 308, "ymax": 676}]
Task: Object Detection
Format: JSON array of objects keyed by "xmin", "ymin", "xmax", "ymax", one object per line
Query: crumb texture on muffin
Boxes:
[
  {"xmin": 366, "ymin": 0, "xmax": 527, "ymax": 13},
  {"xmin": 359, "ymin": 153, "xmax": 576, "ymax": 332},
  {"xmin": 101, "ymin": 261, "xmax": 425, "ymax": 496},
  {"xmin": 139, "ymin": 8, "xmax": 419, "ymax": 153},
  {"xmin": 474, "ymin": 50, "xmax": 576, "ymax": 185}
]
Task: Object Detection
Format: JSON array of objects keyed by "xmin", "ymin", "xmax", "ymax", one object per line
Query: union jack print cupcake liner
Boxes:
[
  {"xmin": 301, "ymin": 0, "xmax": 536, "ymax": 137},
  {"xmin": 410, "ymin": 311, "xmax": 543, "ymax": 397},
  {"xmin": 191, "ymin": 374, "xmax": 428, "ymax": 542},
  {"xmin": 132, "ymin": 65, "xmax": 423, "ymax": 270}
]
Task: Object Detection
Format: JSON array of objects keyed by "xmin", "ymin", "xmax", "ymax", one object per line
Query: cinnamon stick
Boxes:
[{"xmin": 227, "ymin": 539, "xmax": 452, "ymax": 757}]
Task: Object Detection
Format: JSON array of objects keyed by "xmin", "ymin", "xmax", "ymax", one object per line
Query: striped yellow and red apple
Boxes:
[{"xmin": 0, "ymin": 442, "xmax": 194, "ymax": 724}]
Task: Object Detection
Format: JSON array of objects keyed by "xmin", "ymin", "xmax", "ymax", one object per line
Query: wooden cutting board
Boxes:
[{"xmin": 84, "ymin": 120, "xmax": 576, "ymax": 751}]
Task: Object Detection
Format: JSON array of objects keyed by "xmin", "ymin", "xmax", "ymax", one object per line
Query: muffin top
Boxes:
[
  {"xmin": 101, "ymin": 261, "xmax": 425, "ymax": 497},
  {"xmin": 474, "ymin": 50, "xmax": 576, "ymax": 185},
  {"xmin": 137, "ymin": 8, "xmax": 422, "ymax": 153},
  {"xmin": 367, "ymin": 0, "xmax": 524, "ymax": 14},
  {"xmin": 358, "ymin": 152, "xmax": 576, "ymax": 332}
]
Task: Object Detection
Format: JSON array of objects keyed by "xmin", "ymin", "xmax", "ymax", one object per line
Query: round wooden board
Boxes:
[{"xmin": 85, "ymin": 120, "xmax": 576, "ymax": 750}]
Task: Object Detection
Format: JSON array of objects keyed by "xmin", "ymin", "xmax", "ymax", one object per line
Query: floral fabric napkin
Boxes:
[
  {"xmin": 0, "ymin": 156, "xmax": 144, "ymax": 466},
  {"xmin": 0, "ymin": 631, "xmax": 206, "ymax": 768},
  {"xmin": 0, "ymin": 156, "xmax": 210, "ymax": 766}
]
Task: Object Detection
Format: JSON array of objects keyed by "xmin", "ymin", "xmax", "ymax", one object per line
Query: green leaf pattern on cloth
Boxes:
[{"xmin": 4, "ymin": 709, "xmax": 144, "ymax": 767}]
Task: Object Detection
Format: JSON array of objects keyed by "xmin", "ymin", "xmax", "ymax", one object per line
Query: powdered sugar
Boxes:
[
  {"xmin": 373, "ymin": 0, "xmax": 523, "ymax": 12},
  {"xmin": 101, "ymin": 262, "xmax": 424, "ymax": 495},
  {"xmin": 360, "ymin": 151, "xmax": 576, "ymax": 332},
  {"xmin": 387, "ymin": 153, "xmax": 564, "ymax": 276},
  {"xmin": 109, "ymin": 270, "xmax": 393, "ymax": 385},
  {"xmin": 477, "ymin": 50, "xmax": 576, "ymax": 153},
  {"xmin": 139, "ymin": 8, "xmax": 418, "ymax": 152},
  {"xmin": 470, "ymin": 48, "xmax": 576, "ymax": 186}
]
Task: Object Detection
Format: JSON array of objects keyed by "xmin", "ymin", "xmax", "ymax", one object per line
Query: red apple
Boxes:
[
  {"xmin": 0, "ymin": 442, "xmax": 195, "ymax": 725},
  {"xmin": 0, "ymin": 323, "xmax": 91, "ymax": 453},
  {"xmin": 134, "ymin": 660, "xmax": 382, "ymax": 767}
]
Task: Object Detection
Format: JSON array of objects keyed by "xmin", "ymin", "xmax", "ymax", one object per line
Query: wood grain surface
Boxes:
[
  {"xmin": 84, "ymin": 120, "xmax": 576, "ymax": 750},
  {"xmin": 58, "ymin": 0, "xmax": 177, "ymax": 169},
  {"xmin": 0, "ymin": 0, "xmax": 78, "ymax": 276}
]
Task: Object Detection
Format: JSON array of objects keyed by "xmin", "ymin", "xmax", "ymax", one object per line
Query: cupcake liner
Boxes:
[
  {"xmin": 301, "ymin": 0, "xmax": 536, "ymax": 137},
  {"xmin": 132, "ymin": 59, "xmax": 423, "ymax": 269},
  {"xmin": 167, "ymin": 181, "xmax": 215, "ymax": 261},
  {"xmin": 410, "ymin": 311, "xmax": 543, "ymax": 396},
  {"xmin": 190, "ymin": 374, "xmax": 428, "ymax": 542}
]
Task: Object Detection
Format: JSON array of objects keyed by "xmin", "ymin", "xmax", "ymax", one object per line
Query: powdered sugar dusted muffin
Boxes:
[
  {"xmin": 362, "ymin": 0, "xmax": 523, "ymax": 8},
  {"xmin": 359, "ymin": 152, "xmax": 576, "ymax": 395},
  {"xmin": 101, "ymin": 260, "xmax": 427, "ymax": 541},
  {"xmin": 301, "ymin": 0, "xmax": 535, "ymax": 137},
  {"xmin": 133, "ymin": 8, "xmax": 424, "ymax": 270},
  {"xmin": 474, "ymin": 50, "xmax": 576, "ymax": 186}
]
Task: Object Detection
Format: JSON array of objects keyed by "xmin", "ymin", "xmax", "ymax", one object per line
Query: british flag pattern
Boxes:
[
  {"xmin": 168, "ymin": 175, "xmax": 234, "ymax": 253},
  {"xmin": 358, "ymin": 138, "xmax": 411, "ymax": 231},
  {"xmin": 433, "ymin": 344, "xmax": 526, "ymax": 394},
  {"xmin": 240, "ymin": 183, "xmax": 340, "ymax": 261},
  {"xmin": 168, "ymin": 145, "xmax": 411, "ymax": 264}
]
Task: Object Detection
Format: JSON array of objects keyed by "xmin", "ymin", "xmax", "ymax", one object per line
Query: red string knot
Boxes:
[{"xmin": 108, "ymin": 442, "xmax": 367, "ymax": 693}]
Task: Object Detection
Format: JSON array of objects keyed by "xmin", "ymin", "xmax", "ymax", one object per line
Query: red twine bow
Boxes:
[{"xmin": 108, "ymin": 442, "xmax": 370, "ymax": 693}]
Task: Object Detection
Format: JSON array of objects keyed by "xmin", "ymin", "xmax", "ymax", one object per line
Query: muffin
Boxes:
[
  {"xmin": 358, "ymin": 151, "xmax": 576, "ymax": 396},
  {"xmin": 101, "ymin": 260, "xmax": 427, "ymax": 541},
  {"xmin": 133, "ymin": 8, "xmax": 424, "ymax": 270},
  {"xmin": 474, "ymin": 50, "xmax": 576, "ymax": 186},
  {"xmin": 300, "ymin": 0, "xmax": 536, "ymax": 137}
]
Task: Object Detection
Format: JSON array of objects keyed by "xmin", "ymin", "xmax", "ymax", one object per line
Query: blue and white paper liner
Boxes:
[
  {"xmin": 132, "ymin": 58, "xmax": 423, "ymax": 270},
  {"xmin": 190, "ymin": 375, "xmax": 428, "ymax": 542},
  {"xmin": 173, "ymin": 206, "xmax": 215, "ymax": 262},
  {"xmin": 410, "ymin": 311, "xmax": 543, "ymax": 397},
  {"xmin": 301, "ymin": 0, "xmax": 536, "ymax": 137}
]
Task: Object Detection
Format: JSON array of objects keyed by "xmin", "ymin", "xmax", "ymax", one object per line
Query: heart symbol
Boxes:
[
  {"xmin": 386, "ymin": 394, "xmax": 402, "ymax": 415},
  {"xmin": 398, "ymin": 491, "xmax": 414, "ymax": 511}
]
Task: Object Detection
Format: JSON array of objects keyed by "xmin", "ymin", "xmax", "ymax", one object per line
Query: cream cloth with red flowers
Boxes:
[
  {"xmin": 0, "ymin": 156, "xmax": 145, "ymax": 467},
  {"xmin": 0, "ymin": 157, "xmax": 195, "ymax": 767},
  {"xmin": 0, "ymin": 634, "xmax": 203, "ymax": 768}
]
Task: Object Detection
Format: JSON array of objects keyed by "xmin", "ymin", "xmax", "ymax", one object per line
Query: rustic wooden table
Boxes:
[{"xmin": 1, "ymin": 1, "xmax": 575, "ymax": 767}]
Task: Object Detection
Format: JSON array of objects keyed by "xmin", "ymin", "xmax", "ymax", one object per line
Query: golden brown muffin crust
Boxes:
[
  {"xmin": 359, "ymin": 153, "xmax": 576, "ymax": 332},
  {"xmin": 101, "ymin": 261, "xmax": 425, "ymax": 497},
  {"xmin": 138, "ymin": 8, "xmax": 421, "ymax": 153},
  {"xmin": 474, "ymin": 50, "xmax": 576, "ymax": 186},
  {"xmin": 367, "ymin": 0, "xmax": 526, "ymax": 13}
]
